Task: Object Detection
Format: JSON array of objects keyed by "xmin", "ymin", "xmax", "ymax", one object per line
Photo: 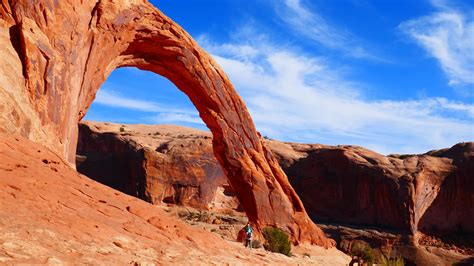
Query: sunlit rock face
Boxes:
[
  {"xmin": 272, "ymin": 142, "xmax": 474, "ymax": 237},
  {"xmin": 74, "ymin": 121, "xmax": 474, "ymax": 264},
  {"xmin": 0, "ymin": 0, "xmax": 331, "ymax": 246},
  {"xmin": 78, "ymin": 122, "xmax": 474, "ymax": 243}
]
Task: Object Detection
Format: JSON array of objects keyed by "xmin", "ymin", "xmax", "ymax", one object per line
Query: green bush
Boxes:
[
  {"xmin": 262, "ymin": 227, "xmax": 291, "ymax": 256},
  {"xmin": 351, "ymin": 243, "xmax": 375, "ymax": 265}
]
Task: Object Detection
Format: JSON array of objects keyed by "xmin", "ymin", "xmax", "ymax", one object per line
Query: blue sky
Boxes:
[{"xmin": 85, "ymin": 0, "xmax": 474, "ymax": 154}]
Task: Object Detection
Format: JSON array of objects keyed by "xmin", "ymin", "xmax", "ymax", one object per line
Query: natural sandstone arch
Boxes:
[{"xmin": 0, "ymin": 0, "xmax": 333, "ymax": 246}]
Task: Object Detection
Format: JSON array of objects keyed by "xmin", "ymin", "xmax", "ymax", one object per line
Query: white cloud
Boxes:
[
  {"xmin": 94, "ymin": 90, "xmax": 166, "ymax": 112},
  {"xmin": 399, "ymin": 4, "xmax": 474, "ymax": 87},
  {"xmin": 93, "ymin": 89, "xmax": 202, "ymax": 125},
  {"xmin": 200, "ymin": 34, "xmax": 474, "ymax": 154},
  {"xmin": 277, "ymin": 0, "xmax": 381, "ymax": 60},
  {"xmin": 149, "ymin": 113, "xmax": 204, "ymax": 125}
]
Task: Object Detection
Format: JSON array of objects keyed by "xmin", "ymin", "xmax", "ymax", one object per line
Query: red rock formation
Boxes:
[
  {"xmin": 274, "ymin": 142, "xmax": 474, "ymax": 240},
  {"xmin": 77, "ymin": 121, "xmax": 474, "ymax": 247},
  {"xmin": 0, "ymin": 133, "xmax": 351, "ymax": 264},
  {"xmin": 418, "ymin": 142, "xmax": 474, "ymax": 235},
  {"xmin": 0, "ymin": 0, "xmax": 331, "ymax": 246},
  {"xmin": 77, "ymin": 122, "xmax": 241, "ymax": 211}
]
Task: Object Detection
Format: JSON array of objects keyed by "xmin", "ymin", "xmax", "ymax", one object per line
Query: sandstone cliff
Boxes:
[
  {"xmin": 77, "ymin": 121, "xmax": 474, "ymax": 261},
  {"xmin": 273, "ymin": 142, "xmax": 474, "ymax": 237},
  {"xmin": 271, "ymin": 140, "xmax": 474, "ymax": 262},
  {"xmin": 77, "ymin": 122, "xmax": 240, "ymax": 211},
  {"xmin": 0, "ymin": 0, "xmax": 330, "ymax": 245}
]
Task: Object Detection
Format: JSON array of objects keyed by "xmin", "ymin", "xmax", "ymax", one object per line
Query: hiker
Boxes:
[{"xmin": 244, "ymin": 223, "xmax": 253, "ymax": 249}]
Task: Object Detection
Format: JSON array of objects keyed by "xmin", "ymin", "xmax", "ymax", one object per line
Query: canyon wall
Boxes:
[
  {"xmin": 77, "ymin": 122, "xmax": 240, "ymax": 212},
  {"xmin": 78, "ymin": 122, "xmax": 474, "ymax": 244}
]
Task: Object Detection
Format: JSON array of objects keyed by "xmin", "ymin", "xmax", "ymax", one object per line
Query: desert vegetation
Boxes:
[{"xmin": 262, "ymin": 227, "xmax": 292, "ymax": 256}]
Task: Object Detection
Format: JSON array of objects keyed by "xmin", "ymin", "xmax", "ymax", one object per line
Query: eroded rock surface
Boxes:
[
  {"xmin": 77, "ymin": 122, "xmax": 240, "ymax": 211},
  {"xmin": 0, "ymin": 133, "xmax": 350, "ymax": 264},
  {"xmin": 77, "ymin": 122, "xmax": 474, "ymax": 262},
  {"xmin": 273, "ymin": 142, "xmax": 474, "ymax": 238},
  {"xmin": 270, "ymin": 141, "xmax": 474, "ymax": 263},
  {"xmin": 0, "ymin": 0, "xmax": 330, "ymax": 245}
]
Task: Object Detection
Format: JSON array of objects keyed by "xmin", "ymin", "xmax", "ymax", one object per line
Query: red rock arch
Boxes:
[{"xmin": 0, "ymin": 0, "xmax": 333, "ymax": 246}]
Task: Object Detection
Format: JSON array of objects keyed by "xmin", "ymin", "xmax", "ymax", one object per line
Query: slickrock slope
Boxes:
[
  {"xmin": 78, "ymin": 122, "xmax": 474, "ymax": 263},
  {"xmin": 0, "ymin": 133, "xmax": 350, "ymax": 264},
  {"xmin": 0, "ymin": 0, "xmax": 330, "ymax": 245}
]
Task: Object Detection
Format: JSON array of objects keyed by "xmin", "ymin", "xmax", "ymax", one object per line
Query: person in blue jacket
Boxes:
[{"xmin": 244, "ymin": 222, "xmax": 253, "ymax": 249}]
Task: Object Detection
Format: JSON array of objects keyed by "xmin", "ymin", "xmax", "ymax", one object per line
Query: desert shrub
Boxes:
[
  {"xmin": 119, "ymin": 127, "xmax": 125, "ymax": 132},
  {"xmin": 263, "ymin": 227, "xmax": 291, "ymax": 256},
  {"xmin": 351, "ymin": 243, "xmax": 375, "ymax": 265}
]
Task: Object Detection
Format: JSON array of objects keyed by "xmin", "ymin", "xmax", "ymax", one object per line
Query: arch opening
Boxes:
[
  {"xmin": 0, "ymin": 0, "xmax": 333, "ymax": 246},
  {"xmin": 76, "ymin": 67, "xmax": 243, "ymax": 213}
]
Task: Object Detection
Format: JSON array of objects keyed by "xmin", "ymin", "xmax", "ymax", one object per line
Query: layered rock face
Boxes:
[
  {"xmin": 77, "ymin": 122, "xmax": 240, "ymax": 211},
  {"xmin": 78, "ymin": 122, "xmax": 473, "ymax": 254},
  {"xmin": 273, "ymin": 142, "xmax": 474, "ymax": 238},
  {"xmin": 272, "ymin": 141, "xmax": 474, "ymax": 263},
  {"xmin": 418, "ymin": 143, "xmax": 474, "ymax": 235},
  {"xmin": 0, "ymin": 0, "xmax": 331, "ymax": 245}
]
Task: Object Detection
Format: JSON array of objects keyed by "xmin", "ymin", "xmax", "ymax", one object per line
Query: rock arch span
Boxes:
[{"xmin": 0, "ymin": 0, "xmax": 333, "ymax": 246}]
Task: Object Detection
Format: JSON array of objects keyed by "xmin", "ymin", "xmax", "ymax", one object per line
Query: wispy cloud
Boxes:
[
  {"xmin": 277, "ymin": 0, "xmax": 382, "ymax": 61},
  {"xmin": 399, "ymin": 2, "xmax": 474, "ymax": 88},
  {"xmin": 149, "ymin": 113, "xmax": 204, "ymax": 125},
  {"xmin": 200, "ymin": 33, "xmax": 474, "ymax": 154},
  {"xmin": 95, "ymin": 90, "xmax": 166, "ymax": 112},
  {"xmin": 93, "ymin": 88, "xmax": 203, "ymax": 125}
]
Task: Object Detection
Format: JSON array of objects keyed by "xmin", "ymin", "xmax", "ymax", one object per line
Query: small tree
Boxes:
[{"xmin": 262, "ymin": 227, "xmax": 292, "ymax": 256}]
